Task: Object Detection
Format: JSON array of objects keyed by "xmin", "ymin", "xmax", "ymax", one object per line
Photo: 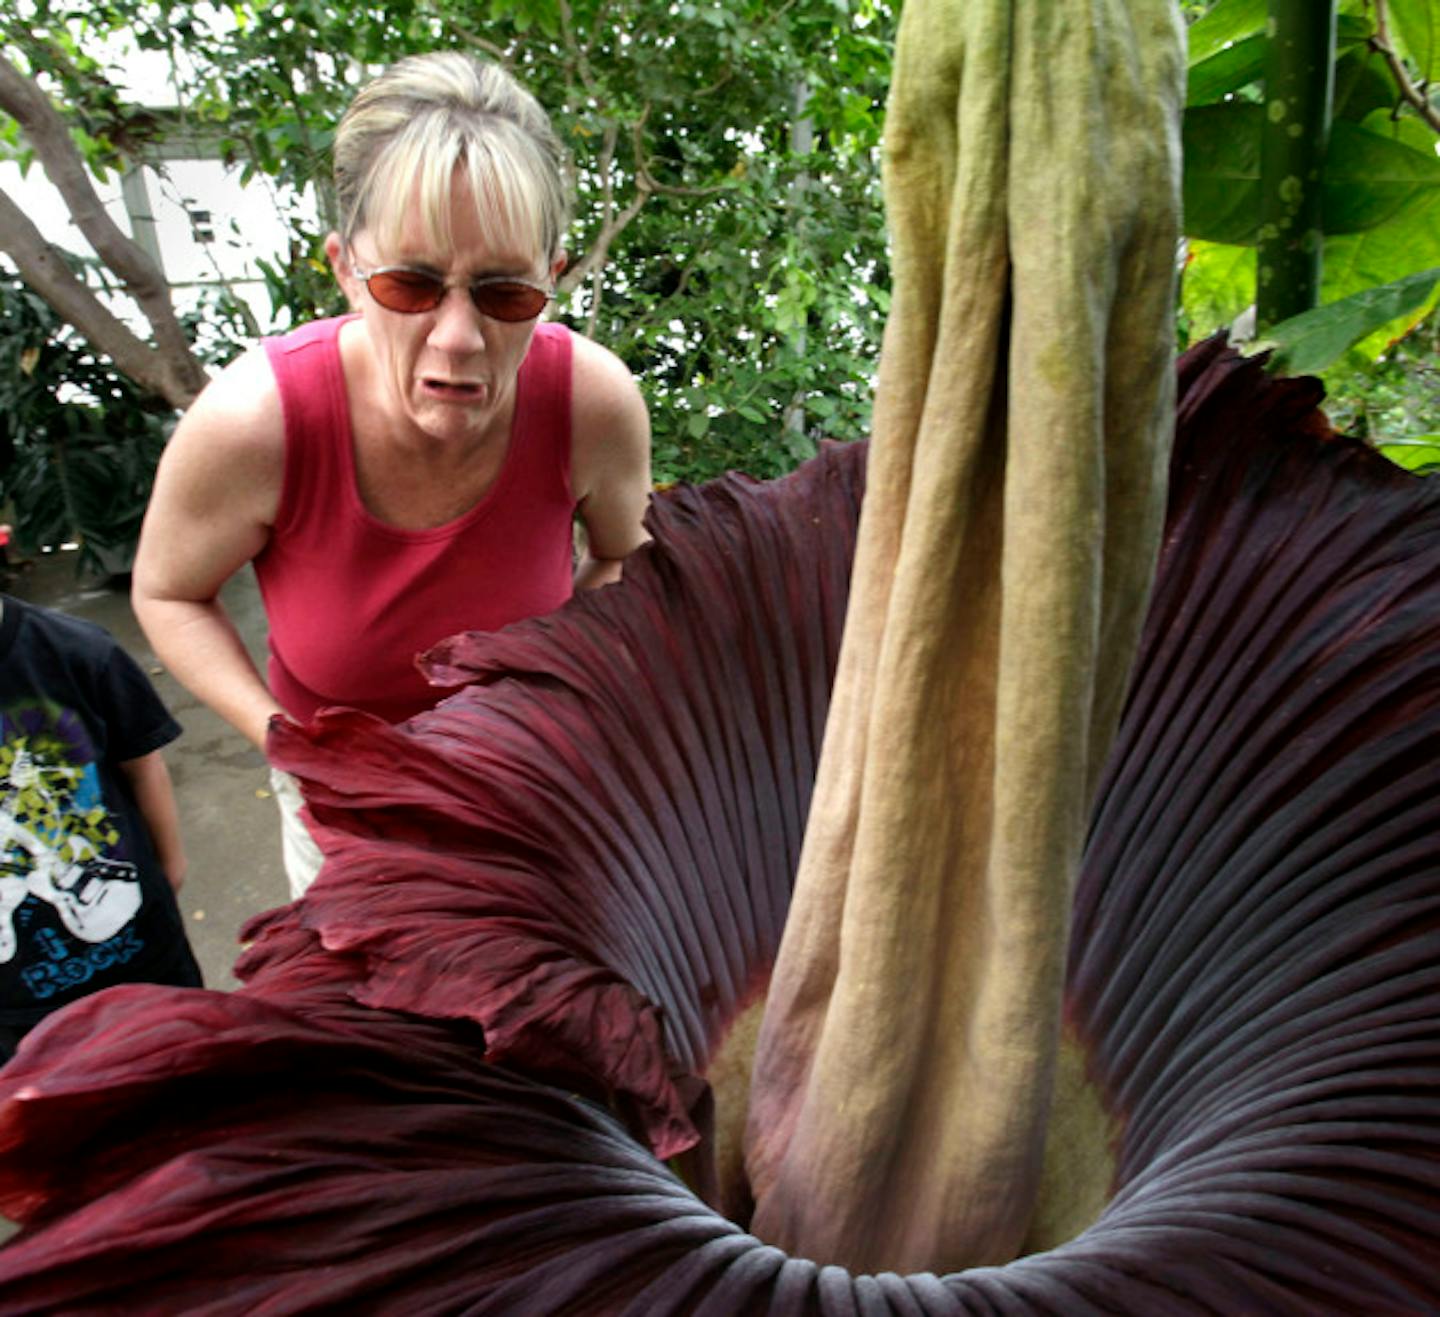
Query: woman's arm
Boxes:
[
  {"xmin": 132, "ymin": 349, "xmax": 288, "ymax": 751},
  {"xmin": 118, "ymin": 749, "xmax": 187, "ymax": 893},
  {"xmin": 569, "ymin": 335, "xmax": 653, "ymax": 590}
]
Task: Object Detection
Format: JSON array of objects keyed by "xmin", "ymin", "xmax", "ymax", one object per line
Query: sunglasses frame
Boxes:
[{"xmin": 350, "ymin": 261, "xmax": 554, "ymax": 323}]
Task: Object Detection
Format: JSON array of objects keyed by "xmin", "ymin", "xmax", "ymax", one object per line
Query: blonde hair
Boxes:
[{"xmin": 334, "ymin": 52, "xmax": 569, "ymax": 263}]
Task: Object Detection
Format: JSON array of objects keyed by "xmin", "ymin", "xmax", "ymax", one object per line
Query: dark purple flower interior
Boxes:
[{"xmin": 1, "ymin": 340, "xmax": 1437, "ymax": 1312}]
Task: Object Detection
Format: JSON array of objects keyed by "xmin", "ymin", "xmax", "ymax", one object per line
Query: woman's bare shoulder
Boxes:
[
  {"xmin": 156, "ymin": 345, "xmax": 287, "ymax": 517},
  {"xmin": 567, "ymin": 331, "xmax": 648, "ymax": 438},
  {"xmin": 563, "ymin": 330, "xmax": 651, "ymax": 542},
  {"xmin": 567, "ymin": 328, "xmax": 635, "ymax": 388},
  {"xmin": 164, "ymin": 346, "xmax": 287, "ymax": 475},
  {"xmin": 182, "ymin": 346, "xmax": 283, "ymax": 437}
]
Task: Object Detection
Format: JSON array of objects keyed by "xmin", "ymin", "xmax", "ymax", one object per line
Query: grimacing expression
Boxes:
[{"xmin": 338, "ymin": 175, "xmax": 563, "ymax": 450}]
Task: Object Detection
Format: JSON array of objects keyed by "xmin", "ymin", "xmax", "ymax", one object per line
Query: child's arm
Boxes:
[{"xmin": 119, "ymin": 750, "xmax": 189, "ymax": 893}]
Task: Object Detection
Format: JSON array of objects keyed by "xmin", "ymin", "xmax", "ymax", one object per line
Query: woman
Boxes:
[{"xmin": 132, "ymin": 53, "xmax": 652, "ymax": 898}]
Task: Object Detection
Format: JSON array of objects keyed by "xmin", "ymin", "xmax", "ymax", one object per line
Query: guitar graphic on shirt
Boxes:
[{"xmin": 0, "ymin": 742, "xmax": 143, "ymax": 964}]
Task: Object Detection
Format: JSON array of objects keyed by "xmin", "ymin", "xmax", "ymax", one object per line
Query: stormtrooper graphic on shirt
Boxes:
[
  {"xmin": 0, "ymin": 596, "xmax": 198, "ymax": 1043},
  {"xmin": 0, "ymin": 722, "xmax": 147, "ymax": 1001}
]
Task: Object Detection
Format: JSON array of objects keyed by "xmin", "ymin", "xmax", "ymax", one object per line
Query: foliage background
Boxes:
[
  {"xmin": 5, "ymin": 0, "xmax": 896, "ymax": 493},
  {"xmin": 0, "ymin": 0, "xmax": 1437, "ymax": 562},
  {"xmin": 0, "ymin": 263, "xmax": 173, "ymax": 571},
  {"xmin": 1178, "ymin": 0, "xmax": 1440, "ymax": 465}
]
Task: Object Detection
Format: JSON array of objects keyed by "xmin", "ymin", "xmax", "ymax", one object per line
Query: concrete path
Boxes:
[{"xmin": 7, "ymin": 550, "xmax": 289, "ymax": 990}]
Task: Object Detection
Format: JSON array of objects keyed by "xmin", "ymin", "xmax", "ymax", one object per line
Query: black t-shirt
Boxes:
[{"xmin": 0, "ymin": 595, "xmax": 199, "ymax": 1029}]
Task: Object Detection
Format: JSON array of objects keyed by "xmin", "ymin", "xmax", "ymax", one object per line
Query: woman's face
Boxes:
[{"xmin": 334, "ymin": 175, "xmax": 562, "ymax": 452}]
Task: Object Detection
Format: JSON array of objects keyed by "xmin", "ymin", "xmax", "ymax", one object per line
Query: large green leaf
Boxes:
[
  {"xmin": 1325, "ymin": 119, "xmax": 1440, "ymax": 232},
  {"xmin": 1186, "ymin": 34, "xmax": 1264, "ymax": 105},
  {"xmin": 1356, "ymin": 106, "xmax": 1440, "ymax": 162},
  {"xmin": 1184, "ymin": 105, "xmax": 1440, "ymax": 243},
  {"xmin": 1182, "ymin": 238, "xmax": 1256, "ymax": 338},
  {"xmin": 1332, "ymin": 45, "xmax": 1403, "ymax": 123},
  {"xmin": 1184, "ymin": 168, "xmax": 1440, "ymax": 352},
  {"xmin": 1388, "ymin": 0, "xmax": 1439, "ymax": 81},
  {"xmin": 1255, "ymin": 266, "xmax": 1440, "ymax": 374},
  {"xmin": 1377, "ymin": 434, "xmax": 1440, "ymax": 472},
  {"xmin": 1185, "ymin": 17, "xmax": 1369, "ymax": 104},
  {"xmin": 1324, "ymin": 192, "xmax": 1440, "ymax": 358},
  {"xmin": 1186, "ymin": 0, "xmax": 1266, "ymax": 65},
  {"xmin": 1183, "ymin": 103, "xmax": 1264, "ymax": 244}
]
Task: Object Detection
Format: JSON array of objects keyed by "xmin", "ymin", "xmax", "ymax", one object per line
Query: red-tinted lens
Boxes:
[
  {"xmin": 366, "ymin": 269, "xmax": 446, "ymax": 313},
  {"xmin": 470, "ymin": 281, "xmax": 549, "ymax": 322}
]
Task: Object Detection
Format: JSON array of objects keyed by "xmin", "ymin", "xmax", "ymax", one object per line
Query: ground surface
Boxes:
[{"xmin": 7, "ymin": 549, "xmax": 289, "ymax": 991}]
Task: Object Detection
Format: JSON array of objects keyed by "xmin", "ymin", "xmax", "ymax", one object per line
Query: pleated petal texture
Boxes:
[
  {"xmin": 1, "ymin": 341, "xmax": 1438, "ymax": 1313},
  {"xmin": 1064, "ymin": 336, "xmax": 1440, "ymax": 1309},
  {"xmin": 248, "ymin": 443, "xmax": 867, "ymax": 1161}
]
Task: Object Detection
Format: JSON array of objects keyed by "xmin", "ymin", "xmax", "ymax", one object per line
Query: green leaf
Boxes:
[
  {"xmin": 1336, "ymin": 13, "xmax": 1381, "ymax": 47},
  {"xmin": 1187, "ymin": 10, "xmax": 1368, "ymax": 101},
  {"xmin": 1359, "ymin": 106, "xmax": 1440, "ymax": 156},
  {"xmin": 1181, "ymin": 15, "xmax": 1370, "ymax": 106},
  {"xmin": 1376, "ymin": 435, "xmax": 1440, "ymax": 472},
  {"xmin": 1324, "ymin": 119, "xmax": 1440, "ymax": 234},
  {"xmin": 1182, "ymin": 239, "xmax": 1257, "ymax": 338},
  {"xmin": 1324, "ymin": 193, "xmax": 1440, "ymax": 357},
  {"xmin": 1186, "ymin": 0, "xmax": 1267, "ymax": 66},
  {"xmin": 783, "ymin": 433, "xmax": 815, "ymax": 462},
  {"xmin": 1254, "ymin": 267, "xmax": 1440, "ymax": 374},
  {"xmin": 1183, "ymin": 107, "xmax": 1440, "ymax": 244},
  {"xmin": 1388, "ymin": 0, "xmax": 1439, "ymax": 82},
  {"xmin": 1183, "ymin": 103, "xmax": 1264, "ymax": 244},
  {"xmin": 1332, "ymin": 46, "xmax": 1403, "ymax": 123},
  {"xmin": 1187, "ymin": 34, "xmax": 1264, "ymax": 105}
]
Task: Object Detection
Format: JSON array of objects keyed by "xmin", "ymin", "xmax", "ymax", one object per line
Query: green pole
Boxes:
[{"xmin": 1256, "ymin": 0, "xmax": 1337, "ymax": 332}]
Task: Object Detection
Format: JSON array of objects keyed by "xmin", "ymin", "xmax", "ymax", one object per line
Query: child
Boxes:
[{"xmin": 0, "ymin": 593, "xmax": 201, "ymax": 1063}]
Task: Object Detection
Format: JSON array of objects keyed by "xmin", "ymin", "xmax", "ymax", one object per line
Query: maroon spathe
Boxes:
[{"xmin": 1, "ymin": 342, "xmax": 1438, "ymax": 1311}]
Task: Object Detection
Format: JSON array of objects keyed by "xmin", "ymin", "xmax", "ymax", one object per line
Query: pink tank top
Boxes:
[{"xmin": 255, "ymin": 316, "xmax": 576, "ymax": 723}]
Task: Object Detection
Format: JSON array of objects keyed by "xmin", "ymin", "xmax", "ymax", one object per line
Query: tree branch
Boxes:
[
  {"xmin": 585, "ymin": 265, "xmax": 604, "ymax": 338},
  {"xmin": 0, "ymin": 188, "xmax": 201, "ymax": 409},
  {"xmin": 635, "ymin": 165, "xmax": 731, "ymax": 200},
  {"xmin": 1371, "ymin": 0, "xmax": 1440, "ymax": 134},
  {"xmin": 0, "ymin": 53, "xmax": 208, "ymax": 401},
  {"xmin": 454, "ymin": 30, "xmax": 514, "ymax": 66},
  {"xmin": 564, "ymin": 186, "xmax": 648, "ymax": 310},
  {"xmin": 561, "ymin": 98, "xmax": 733, "ymax": 313},
  {"xmin": 580, "ymin": 0, "xmax": 614, "ymax": 63},
  {"xmin": 630, "ymin": 112, "xmax": 730, "ymax": 199},
  {"xmin": 556, "ymin": 0, "xmax": 601, "ymax": 99},
  {"xmin": 562, "ymin": 114, "xmax": 652, "ymax": 300}
]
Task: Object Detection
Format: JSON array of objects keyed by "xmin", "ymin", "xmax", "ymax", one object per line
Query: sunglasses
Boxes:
[{"xmin": 350, "ymin": 262, "xmax": 553, "ymax": 322}]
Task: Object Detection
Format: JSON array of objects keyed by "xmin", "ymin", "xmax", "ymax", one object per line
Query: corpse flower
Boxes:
[
  {"xmin": 1, "ymin": 339, "xmax": 1438, "ymax": 1312},
  {"xmin": 4, "ymin": 0, "xmax": 1440, "ymax": 1308}
]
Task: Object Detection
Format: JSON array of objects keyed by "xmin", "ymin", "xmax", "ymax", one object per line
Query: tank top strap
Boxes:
[
  {"xmin": 511, "ymin": 322, "xmax": 574, "ymax": 502},
  {"xmin": 263, "ymin": 315, "xmax": 354, "ymax": 539}
]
